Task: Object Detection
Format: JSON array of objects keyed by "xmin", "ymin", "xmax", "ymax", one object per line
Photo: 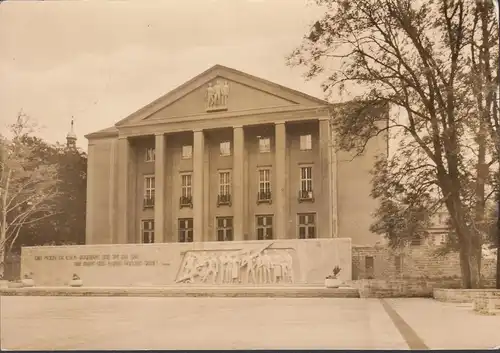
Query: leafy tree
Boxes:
[
  {"xmin": 9, "ymin": 140, "xmax": 87, "ymax": 251},
  {"xmin": 0, "ymin": 114, "xmax": 60, "ymax": 279},
  {"xmin": 288, "ymin": 0, "xmax": 498, "ymax": 288}
]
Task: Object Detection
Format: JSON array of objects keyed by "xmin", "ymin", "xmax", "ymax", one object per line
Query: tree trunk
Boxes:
[
  {"xmin": 0, "ymin": 154, "xmax": 10, "ymax": 280},
  {"xmin": 445, "ymin": 189, "xmax": 481, "ymax": 289},
  {"xmin": 497, "ymin": 193, "xmax": 500, "ymax": 289}
]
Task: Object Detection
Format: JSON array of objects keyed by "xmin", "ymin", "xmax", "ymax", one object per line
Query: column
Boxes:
[
  {"xmin": 319, "ymin": 118, "xmax": 334, "ymax": 238},
  {"xmin": 116, "ymin": 137, "xmax": 131, "ymax": 244},
  {"xmin": 193, "ymin": 130, "xmax": 205, "ymax": 242},
  {"xmin": 233, "ymin": 126, "xmax": 245, "ymax": 241},
  {"xmin": 108, "ymin": 140, "xmax": 117, "ymax": 244},
  {"xmin": 154, "ymin": 133, "xmax": 166, "ymax": 243},
  {"xmin": 275, "ymin": 122, "xmax": 287, "ymax": 239}
]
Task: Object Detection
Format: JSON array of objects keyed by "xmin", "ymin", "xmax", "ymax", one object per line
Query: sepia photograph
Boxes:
[{"xmin": 0, "ymin": 0, "xmax": 499, "ymax": 350}]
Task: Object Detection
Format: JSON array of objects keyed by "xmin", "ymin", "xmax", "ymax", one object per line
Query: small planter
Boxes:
[
  {"xmin": 21, "ymin": 278, "xmax": 35, "ymax": 287},
  {"xmin": 69, "ymin": 279, "xmax": 83, "ymax": 287},
  {"xmin": 325, "ymin": 278, "xmax": 342, "ymax": 288}
]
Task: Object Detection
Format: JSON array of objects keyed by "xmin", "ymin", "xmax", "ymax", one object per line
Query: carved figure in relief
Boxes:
[
  {"xmin": 258, "ymin": 252, "xmax": 273, "ymax": 284},
  {"xmin": 201, "ymin": 254, "xmax": 219, "ymax": 284},
  {"xmin": 240, "ymin": 253, "xmax": 254, "ymax": 284},
  {"xmin": 230, "ymin": 255, "xmax": 241, "ymax": 283},
  {"xmin": 213, "ymin": 80, "xmax": 222, "ymax": 106},
  {"xmin": 206, "ymin": 83, "xmax": 215, "ymax": 108},
  {"xmin": 221, "ymin": 81, "xmax": 230, "ymax": 106},
  {"xmin": 180, "ymin": 254, "xmax": 198, "ymax": 283},
  {"xmin": 219, "ymin": 254, "xmax": 232, "ymax": 284}
]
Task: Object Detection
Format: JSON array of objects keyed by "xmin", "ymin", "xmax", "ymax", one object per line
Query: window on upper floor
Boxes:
[
  {"xmin": 257, "ymin": 168, "xmax": 272, "ymax": 203},
  {"xmin": 217, "ymin": 170, "xmax": 232, "ymax": 206},
  {"xmin": 258, "ymin": 137, "xmax": 271, "ymax": 153},
  {"xmin": 143, "ymin": 175, "xmax": 155, "ymax": 208},
  {"xmin": 141, "ymin": 219, "xmax": 155, "ymax": 244},
  {"xmin": 182, "ymin": 145, "xmax": 193, "ymax": 159},
  {"xmin": 145, "ymin": 147, "xmax": 155, "ymax": 162},
  {"xmin": 220, "ymin": 141, "xmax": 231, "ymax": 156},
  {"xmin": 299, "ymin": 134, "xmax": 312, "ymax": 151},
  {"xmin": 298, "ymin": 166, "xmax": 314, "ymax": 201},
  {"xmin": 180, "ymin": 173, "xmax": 193, "ymax": 208}
]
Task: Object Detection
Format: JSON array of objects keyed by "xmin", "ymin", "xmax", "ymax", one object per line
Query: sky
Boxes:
[{"xmin": 0, "ymin": 0, "xmax": 332, "ymax": 150}]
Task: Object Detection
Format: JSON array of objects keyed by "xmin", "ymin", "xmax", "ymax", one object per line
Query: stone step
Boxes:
[{"xmin": 0, "ymin": 286, "xmax": 360, "ymax": 298}]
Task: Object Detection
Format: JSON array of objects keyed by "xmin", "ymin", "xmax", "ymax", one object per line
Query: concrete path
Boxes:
[{"xmin": 0, "ymin": 296, "xmax": 498, "ymax": 350}]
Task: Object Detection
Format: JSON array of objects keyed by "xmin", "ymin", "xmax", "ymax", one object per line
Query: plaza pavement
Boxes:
[{"xmin": 0, "ymin": 296, "xmax": 499, "ymax": 350}]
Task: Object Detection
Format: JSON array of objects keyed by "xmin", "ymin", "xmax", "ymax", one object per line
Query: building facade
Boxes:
[{"xmin": 85, "ymin": 65, "xmax": 387, "ymax": 246}]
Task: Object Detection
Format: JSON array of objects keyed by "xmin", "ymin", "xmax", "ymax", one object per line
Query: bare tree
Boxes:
[
  {"xmin": 288, "ymin": 0, "xmax": 498, "ymax": 288},
  {"xmin": 0, "ymin": 113, "xmax": 60, "ymax": 279}
]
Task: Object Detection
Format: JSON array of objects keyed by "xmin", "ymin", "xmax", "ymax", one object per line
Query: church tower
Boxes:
[{"xmin": 66, "ymin": 119, "xmax": 77, "ymax": 149}]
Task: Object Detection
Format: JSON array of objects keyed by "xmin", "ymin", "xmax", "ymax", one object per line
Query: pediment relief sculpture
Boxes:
[{"xmin": 206, "ymin": 79, "xmax": 230, "ymax": 112}]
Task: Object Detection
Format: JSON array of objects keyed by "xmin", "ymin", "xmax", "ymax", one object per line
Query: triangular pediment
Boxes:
[{"xmin": 115, "ymin": 65, "xmax": 327, "ymax": 127}]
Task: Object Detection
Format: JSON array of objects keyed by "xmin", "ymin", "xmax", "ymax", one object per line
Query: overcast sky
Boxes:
[{"xmin": 0, "ymin": 0, "xmax": 333, "ymax": 150}]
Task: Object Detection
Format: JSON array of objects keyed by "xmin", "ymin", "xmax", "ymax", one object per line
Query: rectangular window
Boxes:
[
  {"xmin": 180, "ymin": 173, "xmax": 193, "ymax": 207},
  {"xmin": 141, "ymin": 219, "xmax": 154, "ymax": 244},
  {"xmin": 300, "ymin": 166, "xmax": 313, "ymax": 192},
  {"xmin": 181, "ymin": 173, "xmax": 192, "ymax": 198},
  {"xmin": 145, "ymin": 147, "xmax": 155, "ymax": 162},
  {"xmin": 256, "ymin": 215, "xmax": 273, "ymax": 240},
  {"xmin": 258, "ymin": 137, "xmax": 271, "ymax": 153},
  {"xmin": 219, "ymin": 171, "xmax": 231, "ymax": 196},
  {"xmin": 216, "ymin": 217, "xmax": 233, "ymax": 241},
  {"xmin": 181, "ymin": 145, "xmax": 193, "ymax": 159},
  {"xmin": 220, "ymin": 141, "xmax": 231, "ymax": 156},
  {"xmin": 144, "ymin": 175, "xmax": 155, "ymax": 207},
  {"xmin": 298, "ymin": 213, "xmax": 316, "ymax": 239},
  {"xmin": 178, "ymin": 218, "xmax": 193, "ymax": 243},
  {"xmin": 299, "ymin": 134, "xmax": 312, "ymax": 151},
  {"xmin": 257, "ymin": 168, "xmax": 272, "ymax": 202}
]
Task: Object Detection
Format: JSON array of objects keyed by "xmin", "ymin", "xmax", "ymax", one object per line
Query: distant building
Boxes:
[
  {"xmin": 84, "ymin": 65, "xmax": 388, "ymax": 246},
  {"xmin": 66, "ymin": 119, "xmax": 77, "ymax": 149}
]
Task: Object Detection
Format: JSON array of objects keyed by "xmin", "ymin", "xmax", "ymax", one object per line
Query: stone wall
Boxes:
[
  {"xmin": 433, "ymin": 288, "xmax": 500, "ymax": 303},
  {"xmin": 351, "ymin": 278, "xmax": 460, "ymax": 298},
  {"xmin": 352, "ymin": 245, "xmax": 497, "ymax": 282},
  {"xmin": 21, "ymin": 238, "xmax": 351, "ymax": 287}
]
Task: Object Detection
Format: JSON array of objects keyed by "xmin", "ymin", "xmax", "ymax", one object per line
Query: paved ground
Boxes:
[{"xmin": 1, "ymin": 296, "xmax": 499, "ymax": 350}]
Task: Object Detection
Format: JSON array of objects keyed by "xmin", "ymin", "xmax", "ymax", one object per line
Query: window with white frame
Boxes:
[
  {"xmin": 298, "ymin": 213, "xmax": 316, "ymax": 239},
  {"xmin": 256, "ymin": 215, "xmax": 273, "ymax": 240},
  {"xmin": 299, "ymin": 134, "xmax": 312, "ymax": 151},
  {"xmin": 145, "ymin": 147, "xmax": 155, "ymax": 162},
  {"xmin": 258, "ymin": 168, "xmax": 271, "ymax": 201},
  {"xmin": 181, "ymin": 145, "xmax": 193, "ymax": 159},
  {"xmin": 141, "ymin": 219, "xmax": 155, "ymax": 243},
  {"xmin": 178, "ymin": 218, "xmax": 193, "ymax": 243},
  {"xmin": 181, "ymin": 173, "xmax": 192, "ymax": 198},
  {"xmin": 220, "ymin": 141, "xmax": 231, "ymax": 156},
  {"xmin": 144, "ymin": 175, "xmax": 155, "ymax": 206},
  {"xmin": 258, "ymin": 137, "xmax": 271, "ymax": 153},
  {"xmin": 216, "ymin": 217, "xmax": 233, "ymax": 241},
  {"xmin": 299, "ymin": 166, "xmax": 313, "ymax": 192},
  {"xmin": 219, "ymin": 170, "xmax": 231, "ymax": 196}
]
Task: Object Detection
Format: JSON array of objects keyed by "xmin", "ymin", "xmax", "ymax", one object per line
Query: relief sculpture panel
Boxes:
[
  {"xmin": 206, "ymin": 79, "xmax": 230, "ymax": 112},
  {"xmin": 175, "ymin": 243, "xmax": 295, "ymax": 285}
]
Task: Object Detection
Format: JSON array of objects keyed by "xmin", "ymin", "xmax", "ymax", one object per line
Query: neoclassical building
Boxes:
[{"xmin": 85, "ymin": 65, "xmax": 387, "ymax": 246}]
